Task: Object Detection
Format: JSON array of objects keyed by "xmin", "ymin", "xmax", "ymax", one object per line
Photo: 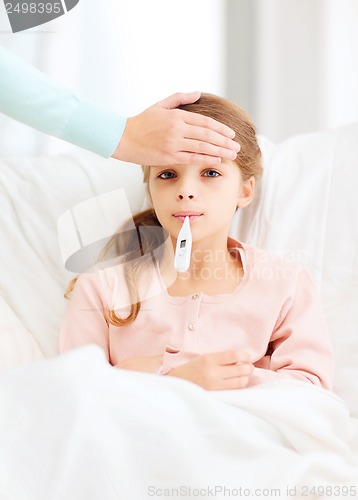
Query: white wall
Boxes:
[
  {"xmin": 106, "ymin": 0, "xmax": 225, "ymax": 115},
  {"xmin": 321, "ymin": 0, "xmax": 358, "ymax": 130},
  {"xmin": 255, "ymin": 0, "xmax": 322, "ymax": 141},
  {"xmin": 253, "ymin": 0, "xmax": 358, "ymax": 142}
]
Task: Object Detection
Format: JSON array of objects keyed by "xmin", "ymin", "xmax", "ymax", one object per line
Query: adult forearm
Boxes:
[{"xmin": 0, "ymin": 46, "xmax": 124, "ymax": 157}]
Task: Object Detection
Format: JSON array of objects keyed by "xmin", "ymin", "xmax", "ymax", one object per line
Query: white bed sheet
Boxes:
[{"xmin": 0, "ymin": 345, "xmax": 357, "ymax": 500}]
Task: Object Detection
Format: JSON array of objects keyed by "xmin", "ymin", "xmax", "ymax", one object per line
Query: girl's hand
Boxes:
[
  {"xmin": 115, "ymin": 354, "xmax": 163, "ymax": 374},
  {"xmin": 166, "ymin": 350, "xmax": 254, "ymax": 390}
]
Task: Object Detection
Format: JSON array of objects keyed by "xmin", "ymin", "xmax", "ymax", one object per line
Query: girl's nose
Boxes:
[
  {"xmin": 176, "ymin": 173, "xmax": 196, "ymax": 200},
  {"xmin": 178, "ymin": 193, "xmax": 194, "ymax": 200}
]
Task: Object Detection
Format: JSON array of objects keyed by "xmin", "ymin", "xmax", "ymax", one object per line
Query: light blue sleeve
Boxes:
[{"xmin": 0, "ymin": 46, "xmax": 126, "ymax": 157}]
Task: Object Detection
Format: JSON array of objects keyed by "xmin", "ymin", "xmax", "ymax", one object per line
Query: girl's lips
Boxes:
[{"xmin": 173, "ymin": 214, "xmax": 202, "ymax": 223}]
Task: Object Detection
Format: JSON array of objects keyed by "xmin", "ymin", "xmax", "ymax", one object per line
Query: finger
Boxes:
[
  {"xmin": 219, "ymin": 376, "xmax": 251, "ymax": 390},
  {"xmin": 183, "ymin": 125, "xmax": 241, "ymax": 153},
  {"xmin": 156, "ymin": 91, "xmax": 201, "ymax": 110},
  {"xmin": 180, "ymin": 110, "xmax": 236, "ymax": 139},
  {"xmin": 181, "ymin": 138, "xmax": 239, "ymax": 160},
  {"xmin": 220, "ymin": 363, "xmax": 254, "ymax": 380},
  {"xmin": 214, "ymin": 350, "xmax": 252, "ymax": 366}
]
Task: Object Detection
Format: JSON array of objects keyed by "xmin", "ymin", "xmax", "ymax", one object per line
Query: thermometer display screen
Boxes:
[{"xmin": 180, "ymin": 240, "xmax": 186, "ymax": 248}]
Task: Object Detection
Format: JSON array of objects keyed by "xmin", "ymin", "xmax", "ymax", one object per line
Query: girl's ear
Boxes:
[{"xmin": 237, "ymin": 176, "xmax": 255, "ymax": 208}]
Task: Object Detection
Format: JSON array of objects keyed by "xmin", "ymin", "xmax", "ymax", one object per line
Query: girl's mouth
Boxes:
[{"xmin": 173, "ymin": 214, "xmax": 202, "ymax": 223}]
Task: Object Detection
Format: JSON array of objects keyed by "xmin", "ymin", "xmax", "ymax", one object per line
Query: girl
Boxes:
[{"xmin": 59, "ymin": 93, "xmax": 334, "ymax": 392}]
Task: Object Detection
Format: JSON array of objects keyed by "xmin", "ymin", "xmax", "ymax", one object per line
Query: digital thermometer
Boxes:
[{"xmin": 174, "ymin": 216, "xmax": 192, "ymax": 272}]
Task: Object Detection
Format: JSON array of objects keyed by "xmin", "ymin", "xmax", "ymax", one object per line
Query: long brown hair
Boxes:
[{"xmin": 65, "ymin": 93, "xmax": 262, "ymax": 326}]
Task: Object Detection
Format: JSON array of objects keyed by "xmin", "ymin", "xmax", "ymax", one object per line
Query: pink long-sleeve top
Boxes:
[{"xmin": 59, "ymin": 237, "xmax": 334, "ymax": 390}]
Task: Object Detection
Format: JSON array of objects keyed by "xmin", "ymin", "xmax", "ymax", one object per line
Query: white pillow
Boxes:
[{"xmin": 0, "ymin": 152, "xmax": 146, "ymax": 365}]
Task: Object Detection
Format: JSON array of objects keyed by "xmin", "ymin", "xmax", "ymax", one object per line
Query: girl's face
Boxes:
[{"xmin": 148, "ymin": 161, "xmax": 254, "ymax": 247}]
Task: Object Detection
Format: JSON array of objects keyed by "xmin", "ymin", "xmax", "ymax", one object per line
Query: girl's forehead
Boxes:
[{"xmin": 149, "ymin": 164, "xmax": 185, "ymax": 170}]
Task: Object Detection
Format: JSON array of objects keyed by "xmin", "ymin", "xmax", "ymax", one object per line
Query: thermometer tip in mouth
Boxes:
[{"xmin": 174, "ymin": 216, "xmax": 192, "ymax": 272}]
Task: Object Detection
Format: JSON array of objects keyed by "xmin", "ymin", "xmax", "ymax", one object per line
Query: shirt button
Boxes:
[
  {"xmin": 192, "ymin": 294, "xmax": 199, "ymax": 300},
  {"xmin": 188, "ymin": 323, "xmax": 196, "ymax": 331}
]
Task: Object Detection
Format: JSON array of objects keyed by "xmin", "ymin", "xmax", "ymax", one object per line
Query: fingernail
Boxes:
[{"xmin": 234, "ymin": 143, "xmax": 241, "ymax": 152}]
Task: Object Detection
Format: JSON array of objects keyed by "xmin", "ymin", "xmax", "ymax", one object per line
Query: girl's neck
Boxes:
[{"xmin": 159, "ymin": 237, "xmax": 244, "ymax": 297}]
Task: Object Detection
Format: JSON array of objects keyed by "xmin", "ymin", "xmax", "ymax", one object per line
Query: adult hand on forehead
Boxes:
[{"xmin": 112, "ymin": 92, "xmax": 241, "ymax": 166}]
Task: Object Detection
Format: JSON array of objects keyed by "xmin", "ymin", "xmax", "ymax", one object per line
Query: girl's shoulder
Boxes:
[
  {"xmin": 69, "ymin": 261, "xmax": 129, "ymax": 311},
  {"xmin": 87, "ymin": 261, "xmax": 131, "ymax": 311},
  {"xmin": 82, "ymin": 253, "xmax": 164, "ymax": 311},
  {"xmin": 229, "ymin": 237, "xmax": 312, "ymax": 287}
]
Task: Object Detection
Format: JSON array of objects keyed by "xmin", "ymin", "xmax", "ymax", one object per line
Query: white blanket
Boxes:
[{"xmin": 0, "ymin": 346, "xmax": 357, "ymax": 500}]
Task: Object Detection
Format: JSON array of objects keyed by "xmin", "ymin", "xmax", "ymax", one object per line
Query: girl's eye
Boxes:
[
  {"xmin": 158, "ymin": 171, "xmax": 176, "ymax": 179},
  {"xmin": 203, "ymin": 170, "xmax": 220, "ymax": 178}
]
